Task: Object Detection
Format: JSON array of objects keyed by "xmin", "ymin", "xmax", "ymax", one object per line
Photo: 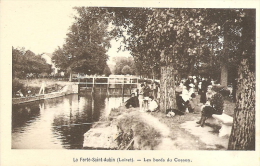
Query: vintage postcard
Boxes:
[{"xmin": 1, "ymin": 0, "xmax": 259, "ymax": 166}]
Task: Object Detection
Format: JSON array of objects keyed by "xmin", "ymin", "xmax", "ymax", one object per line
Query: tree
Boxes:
[
  {"xmin": 110, "ymin": 8, "xmax": 221, "ymax": 111},
  {"xmin": 12, "ymin": 47, "xmax": 51, "ymax": 78},
  {"xmin": 106, "ymin": 7, "xmax": 256, "ymax": 150},
  {"xmin": 121, "ymin": 65, "xmax": 131, "ymax": 75},
  {"xmin": 228, "ymin": 9, "xmax": 255, "ymax": 150},
  {"xmin": 52, "ymin": 7, "xmax": 112, "ymax": 80},
  {"xmin": 103, "ymin": 64, "xmax": 112, "ymax": 76},
  {"xmin": 113, "ymin": 56, "xmax": 137, "ymax": 75}
]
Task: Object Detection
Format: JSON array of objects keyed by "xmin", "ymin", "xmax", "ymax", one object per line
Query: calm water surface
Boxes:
[{"xmin": 12, "ymin": 93, "xmax": 128, "ymax": 149}]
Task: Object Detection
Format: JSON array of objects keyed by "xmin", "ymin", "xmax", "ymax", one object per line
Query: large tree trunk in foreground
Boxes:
[
  {"xmin": 160, "ymin": 65, "xmax": 177, "ymax": 112},
  {"xmin": 228, "ymin": 59, "xmax": 255, "ymax": 150}
]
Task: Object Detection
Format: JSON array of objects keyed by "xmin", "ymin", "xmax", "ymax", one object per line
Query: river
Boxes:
[{"xmin": 12, "ymin": 92, "xmax": 128, "ymax": 149}]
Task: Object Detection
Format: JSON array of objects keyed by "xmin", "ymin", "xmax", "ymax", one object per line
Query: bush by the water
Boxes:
[
  {"xmin": 12, "ymin": 78, "xmax": 65, "ymax": 97},
  {"xmin": 12, "ymin": 78, "xmax": 24, "ymax": 97}
]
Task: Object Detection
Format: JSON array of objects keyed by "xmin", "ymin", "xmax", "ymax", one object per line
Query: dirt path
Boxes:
[
  {"xmin": 139, "ymin": 111, "xmax": 229, "ymax": 150},
  {"xmin": 139, "ymin": 112, "xmax": 177, "ymax": 150}
]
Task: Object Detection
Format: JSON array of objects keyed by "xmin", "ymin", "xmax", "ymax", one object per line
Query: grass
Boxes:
[
  {"xmin": 13, "ymin": 78, "xmax": 74, "ymax": 97},
  {"xmin": 109, "ymin": 106, "xmax": 162, "ymax": 150},
  {"xmin": 106, "ymin": 93, "xmax": 236, "ymax": 150},
  {"xmin": 19, "ymin": 78, "xmax": 72, "ymax": 88}
]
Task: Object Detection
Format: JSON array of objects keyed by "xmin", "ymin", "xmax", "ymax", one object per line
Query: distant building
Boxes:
[{"xmin": 41, "ymin": 53, "xmax": 59, "ymax": 75}]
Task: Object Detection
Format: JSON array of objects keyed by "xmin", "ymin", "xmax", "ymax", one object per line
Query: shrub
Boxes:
[{"xmin": 12, "ymin": 78, "xmax": 24, "ymax": 97}]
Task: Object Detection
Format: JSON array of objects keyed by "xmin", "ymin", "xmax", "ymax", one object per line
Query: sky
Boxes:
[{"xmin": 1, "ymin": 1, "xmax": 131, "ymax": 63}]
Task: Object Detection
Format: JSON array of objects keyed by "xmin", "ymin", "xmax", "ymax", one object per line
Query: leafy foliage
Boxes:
[
  {"xmin": 12, "ymin": 47, "xmax": 52, "ymax": 78},
  {"xmin": 103, "ymin": 64, "xmax": 112, "ymax": 76},
  {"xmin": 113, "ymin": 56, "xmax": 137, "ymax": 75},
  {"xmin": 108, "ymin": 8, "xmax": 255, "ymax": 80},
  {"xmin": 52, "ymin": 7, "xmax": 112, "ymax": 75},
  {"xmin": 121, "ymin": 65, "xmax": 131, "ymax": 75},
  {"xmin": 12, "ymin": 78, "xmax": 24, "ymax": 97}
]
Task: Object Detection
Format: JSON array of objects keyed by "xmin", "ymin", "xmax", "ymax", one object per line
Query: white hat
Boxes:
[
  {"xmin": 208, "ymin": 85, "xmax": 213, "ymax": 89},
  {"xmin": 189, "ymin": 83, "xmax": 195, "ymax": 88}
]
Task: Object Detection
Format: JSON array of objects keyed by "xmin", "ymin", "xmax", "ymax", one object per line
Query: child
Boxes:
[{"xmin": 147, "ymin": 96, "xmax": 158, "ymax": 112}]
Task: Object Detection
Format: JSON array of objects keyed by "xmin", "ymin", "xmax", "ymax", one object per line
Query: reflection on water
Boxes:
[{"xmin": 12, "ymin": 92, "xmax": 128, "ymax": 149}]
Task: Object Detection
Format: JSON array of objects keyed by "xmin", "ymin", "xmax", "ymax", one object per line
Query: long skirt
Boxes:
[
  {"xmin": 202, "ymin": 106, "xmax": 222, "ymax": 118},
  {"xmin": 200, "ymin": 91, "xmax": 206, "ymax": 104}
]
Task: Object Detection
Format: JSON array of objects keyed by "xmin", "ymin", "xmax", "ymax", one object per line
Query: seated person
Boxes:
[
  {"xmin": 125, "ymin": 93, "xmax": 139, "ymax": 108},
  {"xmin": 196, "ymin": 92, "xmax": 224, "ymax": 127},
  {"xmin": 147, "ymin": 96, "xmax": 158, "ymax": 112},
  {"xmin": 176, "ymin": 92, "xmax": 186, "ymax": 114},
  {"xmin": 188, "ymin": 93, "xmax": 197, "ymax": 113}
]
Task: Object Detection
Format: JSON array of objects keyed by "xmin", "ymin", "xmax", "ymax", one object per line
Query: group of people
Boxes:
[
  {"xmin": 125, "ymin": 76, "xmax": 224, "ymax": 127},
  {"xmin": 175, "ymin": 76, "xmax": 224, "ymax": 127},
  {"xmin": 125, "ymin": 81, "xmax": 159, "ymax": 112}
]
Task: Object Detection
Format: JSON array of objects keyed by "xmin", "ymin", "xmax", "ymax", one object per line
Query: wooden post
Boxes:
[
  {"xmin": 107, "ymin": 77, "xmax": 109, "ymax": 96},
  {"xmin": 92, "ymin": 77, "xmax": 95, "ymax": 94},
  {"xmin": 86, "ymin": 78, "xmax": 88, "ymax": 88},
  {"xmin": 122, "ymin": 78, "xmax": 125, "ymax": 97},
  {"xmin": 78, "ymin": 83, "xmax": 80, "ymax": 94}
]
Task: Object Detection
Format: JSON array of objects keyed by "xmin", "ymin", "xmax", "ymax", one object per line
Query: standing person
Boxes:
[
  {"xmin": 193, "ymin": 76, "xmax": 198, "ymax": 92},
  {"xmin": 181, "ymin": 86, "xmax": 190, "ymax": 113},
  {"xmin": 200, "ymin": 78, "xmax": 211, "ymax": 104},
  {"xmin": 151, "ymin": 81, "xmax": 156, "ymax": 98},
  {"xmin": 39, "ymin": 81, "xmax": 46, "ymax": 94},
  {"xmin": 198, "ymin": 82, "xmax": 202, "ymax": 95},
  {"xmin": 188, "ymin": 83, "xmax": 195, "ymax": 97},
  {"xmin": 185, "ymin": 76, "xmax": 194, "ymax": 90},
  {"xmin": 142, "ymin": 81, "xmax": 151, "ymax": 111},
  {"xmin": 138, "ymin": 83, "xmax": 145, "ymax": 111},
  {"xmin": 156, "ymin": 83, "xmax": 160, "ymax": 101}
]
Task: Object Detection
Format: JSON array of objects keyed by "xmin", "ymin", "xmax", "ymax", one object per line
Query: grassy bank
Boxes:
[
  {"xmin": 109, "ymin": 107, "xmax": 162, "ymax": 150},
  {"xmin": 13, "ymin": 78, "xmax": 73, "ymax": 97},
  {"xmin": 106, "ymin": 94, "xmax": 235, "ymax": 150},
  {"xmin": 19, "ymin": 78, "xmax": 72, "ymax": 88}
]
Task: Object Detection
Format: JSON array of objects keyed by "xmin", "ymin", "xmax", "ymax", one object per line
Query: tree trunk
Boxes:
[
  {"xmin": 220, "ymin": 21, "xmax": 230, "ymax": 87},
  {"xmin": 159, "ymin": 65, "xmax": 177, "ymax": 112},
  {"xmin": 228, "ymin": 59, "xmax": 255, "ymax": 150},
  {"xmin": 188, "ymin": 57, "xmax": 195, "ymax": 76},
  {"xmin": 220, "ymin": 63, "xmax": 228, "ymax": 87}
]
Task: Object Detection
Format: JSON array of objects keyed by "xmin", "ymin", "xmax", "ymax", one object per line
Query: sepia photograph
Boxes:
[{"xmin": 1, "ymin": 0, "xmax": 259, "ymax": 166}]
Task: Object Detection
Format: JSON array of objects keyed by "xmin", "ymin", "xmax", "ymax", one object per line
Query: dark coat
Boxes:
[{"xmin": 125, "ymin": 96, "xmax": 139, "ymax": 108}]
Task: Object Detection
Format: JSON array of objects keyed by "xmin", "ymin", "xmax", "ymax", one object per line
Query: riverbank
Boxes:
[
  {"xmin": 19, "ymin": 78, "xmax": 73, "ymax": 88},
  {"xmin": 83, "ymin": 95, "xmax": 235, "ymax": 150},
  {"xmin": 12, "ymin": 78, "xmax": 78, "ymax": 104}
]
